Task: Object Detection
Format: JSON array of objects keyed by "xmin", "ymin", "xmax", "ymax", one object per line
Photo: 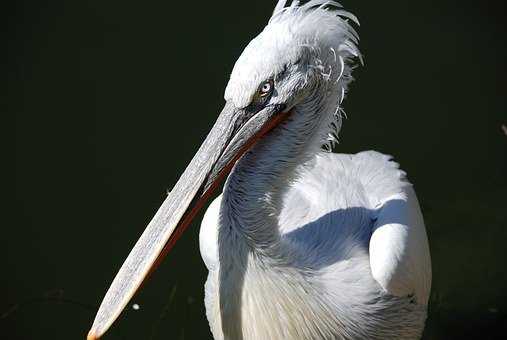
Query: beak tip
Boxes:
[{"xmin": 87, "ymin": 330, "xmax": 99, "ymax": 340}]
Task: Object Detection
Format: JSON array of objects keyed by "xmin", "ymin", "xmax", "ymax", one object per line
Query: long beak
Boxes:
[{"xmin": 87, "ymin": 102, "xmax": 289, "ymax": 340}]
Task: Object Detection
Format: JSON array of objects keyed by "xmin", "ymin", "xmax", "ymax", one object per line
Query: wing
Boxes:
[
  {"xmin": 369, "ymin": 182, "xmax": 432, "ymax": 305},
  {"xmin": 199, "ymin": 194, "xmax": 222, "ymax": 272},
  {"xmin": 352, "ymin": 151, "xmax": 432, "ymax": 305},
  {"xmin": 279, "ymin": 151, "xmax": 431, "ymax": 305}
]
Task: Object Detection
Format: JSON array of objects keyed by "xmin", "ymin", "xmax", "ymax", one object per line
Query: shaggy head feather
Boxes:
[{"xmin": 225, "ymin": 0, "xmax": 361, "ymax": 150}]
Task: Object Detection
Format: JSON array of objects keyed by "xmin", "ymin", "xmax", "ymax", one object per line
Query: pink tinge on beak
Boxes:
[{"xmin": 87, "ymin": 104, "xmax": 290, "ymax": 339}]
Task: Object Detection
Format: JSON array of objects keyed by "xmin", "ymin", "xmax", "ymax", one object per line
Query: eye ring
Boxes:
[{"xmin": 259, "ymin": 79, "xmax": 274, "ymax": 97}]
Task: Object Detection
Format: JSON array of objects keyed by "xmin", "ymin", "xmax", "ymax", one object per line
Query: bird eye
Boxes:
[{"xmin": 259, "ymin": 80, "xmax": 274, "ymax": 97}]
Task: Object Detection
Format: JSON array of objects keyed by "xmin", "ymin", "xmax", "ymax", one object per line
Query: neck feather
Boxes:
[
  {"xmin": 216, "ymin": 86, "xmax": 344, "ymax": 338},
  {"xmin": 219, "ymin": 87, "xmax": 341, "ymax": 258}
]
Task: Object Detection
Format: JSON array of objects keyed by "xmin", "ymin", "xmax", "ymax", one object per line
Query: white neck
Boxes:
[
  {"xmin": 214, "ymin": 82, "xmax": 353, "ymax": 339},
  {"xmin": 221, "ymin": 88, "xmax": 339, "ymax": 257}
]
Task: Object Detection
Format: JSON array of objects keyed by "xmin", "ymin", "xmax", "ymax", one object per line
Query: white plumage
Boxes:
[
  {"xmin": 200, "ymin": 152, "xmax": 430, "ymax": 339},
  {"xmin": 199, "ymin": 1, "xmax": 431, "ymax": 339},
  {"xmin": 87, "ymin": 1, "xmax": 431, "ymax": 339}
]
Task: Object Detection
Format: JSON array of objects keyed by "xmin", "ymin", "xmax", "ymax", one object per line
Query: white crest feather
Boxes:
[{"xmin": 227, "ymin": 0, "xmax": 362, "ymax": 152}]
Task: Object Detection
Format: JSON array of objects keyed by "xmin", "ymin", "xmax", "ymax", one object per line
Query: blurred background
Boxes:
[{"xmin": 8, "ymin": 0, "xmax": 506, "ymax": 339}]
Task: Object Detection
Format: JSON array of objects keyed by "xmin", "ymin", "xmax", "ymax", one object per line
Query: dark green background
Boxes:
[{"xmin": 8, "ymin": 1, "xmax": 506, "ymax": 339}]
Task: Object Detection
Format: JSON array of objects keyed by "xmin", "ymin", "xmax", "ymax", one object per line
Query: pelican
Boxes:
[{"xmin": 88, "ymin": 1, "xmax": 431, "ymax": 339}]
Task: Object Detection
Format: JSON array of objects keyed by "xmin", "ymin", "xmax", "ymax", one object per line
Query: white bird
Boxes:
[{"xmin": 87, "ymin": 1, "xmax": 431, "ymax": 339}]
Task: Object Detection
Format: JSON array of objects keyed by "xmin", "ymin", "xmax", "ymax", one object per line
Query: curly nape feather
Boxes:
[{"xmin": 270, "ymin": 0, "xmax": 362, "ymax": 152}]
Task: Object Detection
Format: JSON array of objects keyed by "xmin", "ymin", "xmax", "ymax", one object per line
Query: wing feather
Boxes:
[
  {"xmin": 282, "ymin": 151, "xmax": 432, "ymax": 304},
  {"xmin": 352, "ymin": 151, "xmax": 431, "ymax": 305},
  {"xmin": 369, "ymin": 185, "xmax": 431, "ymax": 305}
]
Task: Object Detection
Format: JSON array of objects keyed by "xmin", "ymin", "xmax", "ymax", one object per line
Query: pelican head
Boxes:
[
  {"xmin": 87, "ymin": 1, "xmax": 361, "ymax": 339},
  {"xmin": 226, "ymin": 1, "xmax": 360, "ymax": 152},
  {"xmin": 226, "ymin": 1, "xmax": 359, "ymax": 109}
]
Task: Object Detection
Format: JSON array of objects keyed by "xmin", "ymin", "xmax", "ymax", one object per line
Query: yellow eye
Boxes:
[{"xmin": 259, "ymin": 80, "xmax": 274, "ymax": 97}]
